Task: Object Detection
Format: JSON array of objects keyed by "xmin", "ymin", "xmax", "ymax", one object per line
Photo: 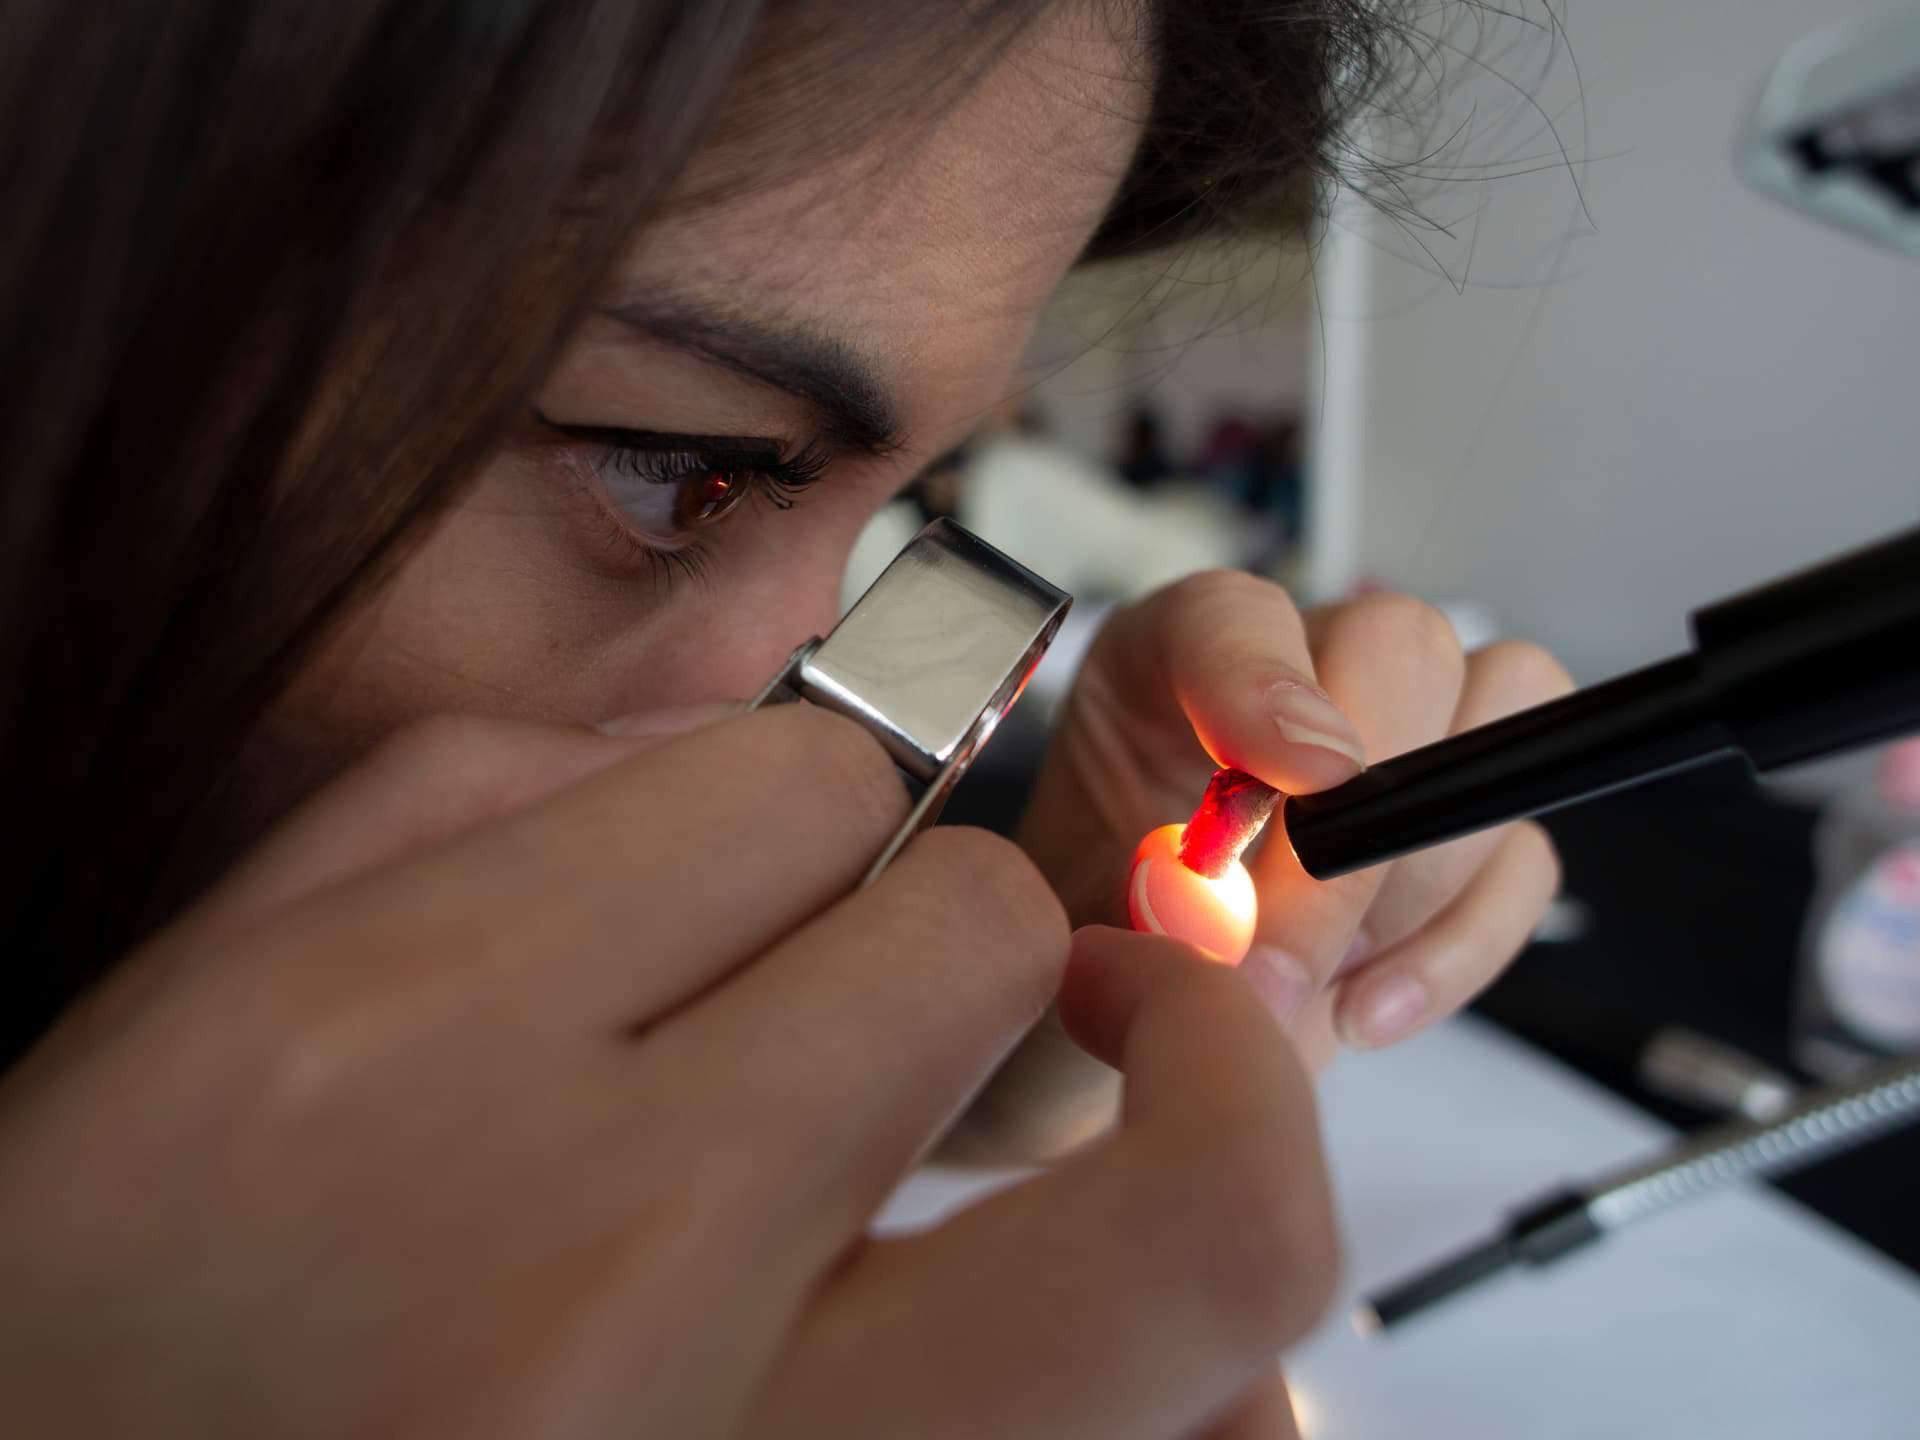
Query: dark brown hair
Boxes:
[{"xmin": 0, "ymin": 0, "xmax": 1393, "ymax": 1062}]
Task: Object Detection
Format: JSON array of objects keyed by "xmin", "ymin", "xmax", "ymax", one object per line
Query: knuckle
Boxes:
[
  {"xmin": 1159, "ymin": 570, "xmax": 1307, "ymax": 652},
  {"xmin": 908, "ymin": 826, "xmax": 1058, "ymax": 919},
  {"xmin": 1377, "ymin": 855, "xmax": 1460, "ymax": 937},
  {"xmin": 751, "ymin": 704, "xmax": 911, "ymax": 842},
  {"xmin": 1344, "ymin": 592, "xmax": 1462, "ymax": 676},
  {"xmin": 899, "ymin": 826, "xmax": 1070, "ymax": 1009},
  {"xmin": 1188, "ymin": 1132, "xmax": 1343, "ymax": 1351},
  {"xmin": 1474, "ymin": 639, "xmax": 1576, "ymax": 703},
  {"xmin": 1181, "ymin": 953, "xmax": 1266, "ymax": 1013},
  {"xmin": 1515, "ymin": 820, "xmax": 1563, "ymax": 895},
  {"xmin": 1164, "ymin": 567, "xmax": 1280, "ymax": 609}
]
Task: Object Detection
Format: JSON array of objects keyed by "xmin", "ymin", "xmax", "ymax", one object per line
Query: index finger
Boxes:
[{"xmin": 248, "ymin": 704, "xmax": 912, "ymax": 1031}]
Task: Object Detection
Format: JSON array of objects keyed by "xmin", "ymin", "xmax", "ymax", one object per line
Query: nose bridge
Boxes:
[{"xmin": 678, "ymin": 556, "xmax": 846, "ymax": 703}]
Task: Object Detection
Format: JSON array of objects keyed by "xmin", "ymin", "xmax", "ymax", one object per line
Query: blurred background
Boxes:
[{"xmin": 872, "ymin": 2, "xmax": 1920, "ymax": 1431}]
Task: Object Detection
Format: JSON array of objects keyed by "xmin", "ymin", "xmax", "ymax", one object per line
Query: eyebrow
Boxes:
[{"xmin": 595, "ymin": 294, "xmax": 903, "ymax": 458}]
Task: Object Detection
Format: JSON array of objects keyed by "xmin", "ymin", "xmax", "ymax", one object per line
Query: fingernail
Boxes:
[
  {"xmin": 1266, "ymin": 679, "xmax": 1367, "ymax": 771},
  {"xmin": 1240, "ymin": 946, "xmax": 1315, "ymax": 1023},
  {"xmin": 1340, "ymin": 973, "xmax": 1429, "ymax": 1050},
  {"xmin": 596, "ymin": 701, "xmax": 738, "ymax": 738}
]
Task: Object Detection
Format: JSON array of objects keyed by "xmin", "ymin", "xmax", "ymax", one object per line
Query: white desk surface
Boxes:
[{"xmin": 880, "ymin": 1016, "xmax": 1920, "ymax": 1438}]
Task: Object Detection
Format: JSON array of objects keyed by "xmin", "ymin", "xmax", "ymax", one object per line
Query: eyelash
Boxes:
[
  {"xmin": 542, "ymin": 420, "xmax": 830, "ymax": 587},
  {"xmin": 598, "ymin": 442, "xmax": 829, "ymax": 515}
]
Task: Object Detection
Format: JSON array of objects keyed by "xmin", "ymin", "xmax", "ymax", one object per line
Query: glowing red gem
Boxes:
[{"xmin": 1178, "ymin": 767, "xmax": 1281, "ymax": 879}]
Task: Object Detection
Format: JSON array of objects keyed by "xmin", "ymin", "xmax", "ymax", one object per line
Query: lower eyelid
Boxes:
[
  {"xmin": 536, "ymin": 444, "xmax": 674, "ymax": 552},
  {"xmin": 570, "ymin": 465, "xmax": 710, "ymax": 576},
  {"xmin": 595, "ymin": 472, "xmax": 695, "ymax": 542}
]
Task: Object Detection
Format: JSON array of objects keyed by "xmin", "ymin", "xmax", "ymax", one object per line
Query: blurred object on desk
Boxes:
[
  {"xmin": 1287, "ymin": 1019, "xmax": 1920, "ymax": 1439},
  {"xmin": 840, "ymin": 423, "xmax": 1248, "ymax": 618},
  {"xmin": 1794, "ymin": 737, "xmax": 1920, "ymax": 1078},
  {"xmin": 1479, "ymin": 763, "xmax": 1920, "ymax": 1274},
  {"xmin": 1358, "ymin": 1052, "xmax": 1920, "ymax": 1333},
  {"xmin": 960, "ymin": 423, "xmax": 1243, "ymax": 599}
]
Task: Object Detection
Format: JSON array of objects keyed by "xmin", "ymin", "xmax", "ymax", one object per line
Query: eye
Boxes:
[
  {"xmin": 533, "ymin": 414, "xmax": 830, "ymax": 562},
  {"xmin": 595, "ymin": 448, "xmax": 753, "ymax": 546}
]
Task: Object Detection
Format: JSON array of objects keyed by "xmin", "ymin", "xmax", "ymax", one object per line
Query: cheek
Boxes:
[
  {"xmin": 584, "ymin": 488, "xmax": 889, "ymax": 710},
  {"xmin": 632, "ymin": 556, "xmax": 845, "ymax": 706},
  {"xmin": 231, "ymin": 478, "xmax": 885, "ymax": 845}
]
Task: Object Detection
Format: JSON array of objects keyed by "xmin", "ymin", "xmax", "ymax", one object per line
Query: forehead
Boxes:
[{"xmin": 613, "ymin": 2, "xmax": 1151, "ymax": 437}]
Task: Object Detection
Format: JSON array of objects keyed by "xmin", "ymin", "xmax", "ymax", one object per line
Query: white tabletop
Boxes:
[{"xmin": 880, "ymin": 1016, "xmax": 1920, "ymax": 1437}]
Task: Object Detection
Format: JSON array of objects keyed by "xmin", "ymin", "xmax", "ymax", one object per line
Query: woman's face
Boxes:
[{"xmin": 242, "ymin": 5, "xmax": 1146, "ymax": 824}]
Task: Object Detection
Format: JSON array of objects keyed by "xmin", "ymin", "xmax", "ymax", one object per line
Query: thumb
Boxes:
[{"xmin": 189, "ymin": 704, "xmax": 734, "ymax": 937}]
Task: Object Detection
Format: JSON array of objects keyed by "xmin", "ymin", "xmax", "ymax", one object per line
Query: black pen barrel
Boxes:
[
  {"xmin": 1692, "ymin": 526, "xmax": 1920, "ymax": 771},
  {"xmin": 1283, "ymin": 528, "xmax": 1920, "ymax": 882},
  {"xmin": 1283, "ymin": 656, "xmax": 1734, "ymax": 881}
]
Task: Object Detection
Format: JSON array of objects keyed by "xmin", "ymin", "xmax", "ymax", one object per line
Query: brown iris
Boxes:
[{"xmin": 673, "ymin": 472, "xmax": 746, "ymax": 528}]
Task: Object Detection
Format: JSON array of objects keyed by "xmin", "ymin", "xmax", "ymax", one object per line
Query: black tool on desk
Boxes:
[
  {"xmin": 1355, "ymin": 1053, "xmax": 1920, "ymax": 1333},
  {"xmin": 1284, "ymin": 527, "xmax": 1920, "ymax": 879}
]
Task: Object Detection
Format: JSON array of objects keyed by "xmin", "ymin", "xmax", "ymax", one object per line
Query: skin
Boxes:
[
  {"xmin": 0, "ymin": 4, "xmax": 1573, "ymax": 1434},
  {"xmin": 244, "ymin": 0, "xmax": 1570, "ymax": 1150},
  {"xmin": 4, "ymin": 706, "xmax": 1338, "ymax": 1438},
  {"xmin": 246, "ymin": 8, "xmax": 1147, "ymax": 806}
]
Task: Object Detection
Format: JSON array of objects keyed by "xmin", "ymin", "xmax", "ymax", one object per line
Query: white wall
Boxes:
[{"xmin": 1314, "ymin": 0, "xmax": 1920, "ymax": 683}]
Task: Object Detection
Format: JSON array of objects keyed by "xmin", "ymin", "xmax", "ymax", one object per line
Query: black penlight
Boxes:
[{"xmin": 1284, "ymin": 527, "xmax": 1920, "ymax": 880}]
